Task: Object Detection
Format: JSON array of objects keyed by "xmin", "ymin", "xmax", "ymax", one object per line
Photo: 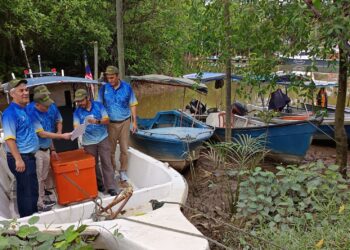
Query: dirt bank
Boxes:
[{"xmin": 182, "ymin": 143, "xmax": 350, "ymax": 249}]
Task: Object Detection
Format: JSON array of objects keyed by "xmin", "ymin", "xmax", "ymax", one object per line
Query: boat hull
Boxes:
[
  {"xmin": 213, "ymin": 121, "xmax": 317, "ymax": 162},
  {"xmin": 131, "ymin": 110, "xmax": 214, "ymax": 171}
]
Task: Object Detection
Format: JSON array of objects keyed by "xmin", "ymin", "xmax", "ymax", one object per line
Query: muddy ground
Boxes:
[{"xmin": 182, "ymin": 142, "xmax": 350, "ymax": 249}]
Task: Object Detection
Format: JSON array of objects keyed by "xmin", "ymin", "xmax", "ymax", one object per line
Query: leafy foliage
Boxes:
[
  {"xmin": 0, "ymin": 217, "xmax": 94, "ymax": 249},
  {"xmin": 236, "ymin": 161, "xmax": 350, "ymax": 230}
]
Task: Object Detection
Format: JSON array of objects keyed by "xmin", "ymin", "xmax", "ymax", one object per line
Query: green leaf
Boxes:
[
  {"xmin": 36, "ymin": 232, "xmax": 55, "ymax": 243},
  {"xmin": 28, "ymin": 216, "xmax": 40, "ymax": 225},
  {"xmin": 274, "ymin": 214, "xmax": 282, "ymax": 223},
  {"xmin": 18, "ymin": 225, "xmax": 30, "ymax": 238}
]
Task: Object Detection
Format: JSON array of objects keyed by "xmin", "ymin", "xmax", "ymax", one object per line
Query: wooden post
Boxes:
[
  {"xmin": 224, "ymin": 0, "xmax": 232, "ymax": 142},
  {"xmin": 93, "ymin": 41, "xmax": 98, "ymax": 80},
  {"xmin": 116, "ymin": 0, "xmax": 125, "ymax": 79}
]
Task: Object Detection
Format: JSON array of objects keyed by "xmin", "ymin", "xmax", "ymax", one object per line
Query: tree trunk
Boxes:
[
  {"xmin": 116, "ymin": 0, "xmax": 125, "ymax": 79},
  {"xmin": 335, "ymin": 47, "xmax": 348, "ymax": 177},
  {"xmin": 223, "ymin": 0, "xmax": 232, "ymax": 142}
]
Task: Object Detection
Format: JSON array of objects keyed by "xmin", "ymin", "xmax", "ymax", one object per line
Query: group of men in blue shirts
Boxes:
[{"xmin": 2, "ymin": 65, "xmax": 138, "ymax": 217}]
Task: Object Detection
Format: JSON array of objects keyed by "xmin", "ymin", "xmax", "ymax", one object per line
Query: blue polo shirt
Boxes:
[
  {"xmin": 2, "ymin": 102, "xmax": 42, "ymax": 154},
  {"xmin": 73, "ymin": 101, "xmax": 109, "ymax": 145},
  {"xmin": 97, "ymin": 81, "xmax": 138, "ymax": 121},
  {"xmin": 26, "ymin": 102, "xmax": 63, "ymax": 149}
]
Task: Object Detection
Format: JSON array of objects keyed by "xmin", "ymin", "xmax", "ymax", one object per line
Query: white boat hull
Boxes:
[{"xmin": 0, "ymin": 144, "xmax": 209, "ymax": 250}]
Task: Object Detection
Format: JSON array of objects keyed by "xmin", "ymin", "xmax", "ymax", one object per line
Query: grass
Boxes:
[{"xmin": 252, "ymin": 204, "xmax": 350, "ymax": 250}]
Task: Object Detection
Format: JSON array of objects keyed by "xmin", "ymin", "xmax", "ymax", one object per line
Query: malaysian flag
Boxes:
[
  {"xmin": 84, "ymin": 52, "xmax": 93, "ymax": 80},
  {"xmin": 84, "ymin": 51, "xmax": 94, "ymax": 98}
]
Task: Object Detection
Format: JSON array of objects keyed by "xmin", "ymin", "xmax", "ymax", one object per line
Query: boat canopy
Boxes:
[
  {"xmin": 129, "ymin": 74, "xmax": 208, "ymax": 94},
  {"xmin": 183, "ymin": 72, "xmax": 226, "ymax": 83},
  {"xmin": 183, "ymin": 71, "xmax": 338, "ymax": 88},
  {"xmin": 1, "ymin": 76, "xmax": 99, "ymax": 93}
]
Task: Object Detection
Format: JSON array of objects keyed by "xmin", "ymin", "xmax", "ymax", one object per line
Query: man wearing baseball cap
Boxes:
[
  {"xmin": 2, "ymin": 79, "xmax": 41, "ymax": 217},
  {"xmin": 27, "ymin": 93, "xmax": 71, "ymax": 212},
  {"xmin": 73, "ymin": 89, "xmax": 118, "ymax": 196},
  {"xmin": 98, "ymin": 65, "xmax": 138, "ymax": 184},
  {"xmin": 26, "ymin": 85, "xmax": 63, "ymax": 202}
]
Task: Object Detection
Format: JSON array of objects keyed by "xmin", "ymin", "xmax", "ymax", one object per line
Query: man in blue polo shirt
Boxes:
[
  {"xmin": 27, "ymin": 85, "xmax": 63, "ymax": 200},
  {"xmin": 73, "ymin": 89, "xmax": 118, "ymax": 196},
  {"xmin": 98, "ymin": 66, "xmax": 138, "ymax": 183},
  {"xmin": 2, "ymin": 79, "xmax": 40, "ymax": 217},
  {"xmin": 27, "ymin": 93, "xmax": 71, "ymax": 212}
]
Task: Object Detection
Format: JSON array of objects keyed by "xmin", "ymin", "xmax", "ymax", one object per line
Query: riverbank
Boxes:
[{"xmin": 182, "ymin": 143, "xmax": 350, "ymax": 249}]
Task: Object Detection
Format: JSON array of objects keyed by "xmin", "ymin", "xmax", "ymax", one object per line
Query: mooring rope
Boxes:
[{"xmin": 149, "ymin": 200, "xmax": 285, "ymax": 250}]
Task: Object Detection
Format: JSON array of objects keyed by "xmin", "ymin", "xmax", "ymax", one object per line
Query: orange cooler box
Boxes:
[{"xmin": 51, "ymin": 149, "xmax": 97, "ymax": 205}]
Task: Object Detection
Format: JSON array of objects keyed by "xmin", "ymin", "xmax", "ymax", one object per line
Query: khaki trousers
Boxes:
[
  {"xmin": 35, "ymin": 150, "xmax": 51, "ymax": 207},
  {"xmin": 84, "ymin": 137, "xmax": 117, "ymax": 190},
  {"xmin": 108, "ymin": 119, "xmax": 130, "ymax": 171}
]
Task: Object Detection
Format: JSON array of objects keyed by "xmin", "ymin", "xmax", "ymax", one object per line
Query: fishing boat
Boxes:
[
  {"xmin": 129, "ymin": 75, "xmax": 214, "ymax": 171},
  {"xmin": 0, "ymin": 75, "xmax": 209, "ymax": 249},
  {"xmin": 185, "ymin": 71, "xmax": 348, "ymax": 144},
  {"xmin": 184, "ymin": 72, "xmax": 322, "ymax": 162},
  {"xmin": 206, "ymin": 112, "xmax": 320, "ymax": 162}
]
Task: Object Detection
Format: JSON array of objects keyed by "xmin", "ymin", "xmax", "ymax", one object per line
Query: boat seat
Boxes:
[{"xmin": 218, "ymin": 111, "xmax": 234, "ymax": 128}]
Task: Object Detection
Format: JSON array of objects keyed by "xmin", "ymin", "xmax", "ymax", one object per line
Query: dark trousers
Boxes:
[
  {"xmin": 84, "ymin": 137, "xmax": 117, "ymax": 191},
  {"xmin": 7, "ymin": 153, "xmax": 38, "ymax": 217}
]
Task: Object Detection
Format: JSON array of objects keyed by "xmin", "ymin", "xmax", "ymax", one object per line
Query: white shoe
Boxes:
[{"xmin": 119, "ymin": 171, "xmax": 128, "ymax": 182}]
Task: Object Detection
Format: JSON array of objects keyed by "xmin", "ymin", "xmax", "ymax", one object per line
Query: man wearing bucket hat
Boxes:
[
  {"xmin": 98, "ymin": 65, "xmax": 138, "ymax": 184},
  {"xmin": 27, "ymin": 93, "xmax": 72, "ymax": 212},
  {"xmin": 73, "ymin": 89, "xmax": 118, "ymax": 196},
  {"xmin": 2, "ymin": 79, "xmax": 41, "ymax": 217}
]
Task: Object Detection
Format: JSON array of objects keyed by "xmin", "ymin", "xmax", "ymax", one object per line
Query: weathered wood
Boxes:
[{"xmin": 116, "ymin": 0, "xmax": 125, "ymax": 79}]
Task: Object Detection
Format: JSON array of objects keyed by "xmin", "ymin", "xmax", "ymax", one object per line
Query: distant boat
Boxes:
[
  {"xmin": 206, "ymin": 112, "xmax": 321, "ymax": 163},
  {"xmin": 130, "ymin": 110, "xmax": 214, "ymax": 170}
]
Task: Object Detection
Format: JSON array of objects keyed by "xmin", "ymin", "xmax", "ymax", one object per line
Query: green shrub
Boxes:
[{"xmin": 235, "ymin": 161, "xmax": 350, "ymax": 229}]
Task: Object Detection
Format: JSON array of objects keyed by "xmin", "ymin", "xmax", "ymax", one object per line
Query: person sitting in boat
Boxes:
[
  {"xmin": 98, "ymin": 66, "xmax": 138, "ymax": 185},
  {"xmin": 316, "ymin": 87, "xmax": 328, "ymax": 108},
  {"xmin": 27, "ymin": 92, "xmax": 71, "ymax": 212},
  {"xmin": 268, "ymin": 88, "xmax": 291, "ymax": 111},
  {"xmin": 73, "ymin": 89, "xmax": 118, "ymax": 196}
]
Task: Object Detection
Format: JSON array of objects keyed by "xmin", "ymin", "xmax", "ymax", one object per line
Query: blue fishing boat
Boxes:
[
  {"xmin": 206, "ymin": 112, "xmax": 321, "ymax": 162},
  {"xmin": 129, "ymin": 75, "xmax": 214, "ymax": 170}
]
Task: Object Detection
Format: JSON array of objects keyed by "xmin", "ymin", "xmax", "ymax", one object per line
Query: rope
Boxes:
[
  {"xmin": 304, "ymin": 119, "xmax": 339, "ymax": 144},
  {"xmin": 62, "ymin": 174, "xmax": 103, "ymax": 210},
  {"xmin": 118, "ymin": 216, "xmax": 233, "ymax": 250},
  {"xmin": 150, "ymin": 200, "xmax": 285, "ymax": 250}
]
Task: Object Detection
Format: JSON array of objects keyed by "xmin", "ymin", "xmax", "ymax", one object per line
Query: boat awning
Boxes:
[
  {"xmin": 183, "ymin": 72, "xmax": 226, "ymax": 83},
  {"xmin": 129, "ymin": 74, "xmax": 208, "ymax": 94},
  {"xmin": 1, "ymin": 76, "xmax": 99, "ymax": 93},
  {"xmin": 184, "ymin": 71, "xmax": 338, "ymax": 88}
]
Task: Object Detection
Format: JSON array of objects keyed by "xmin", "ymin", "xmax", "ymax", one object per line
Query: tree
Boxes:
[{"xmin": 299, "ymin": 0, "xmax": 349, "ymax": 176}]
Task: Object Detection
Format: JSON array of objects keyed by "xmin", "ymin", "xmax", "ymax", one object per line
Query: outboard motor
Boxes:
[
  {"xmin": 188, "ymin": 99, "xmax": 207, "ymax": 115},
  {"xmin": 231, "ymin": 101, "xmax": 248, "ymax": 116}
]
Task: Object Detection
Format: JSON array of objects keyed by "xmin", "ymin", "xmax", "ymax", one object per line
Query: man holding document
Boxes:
[{"xmin": 73, "ymin": 89, "xmax": 118, "ymax": 196}]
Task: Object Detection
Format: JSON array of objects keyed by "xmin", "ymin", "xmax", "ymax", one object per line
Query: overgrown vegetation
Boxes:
[{"xmin": 0, "ymin": 216, "xmax": 95, "ymax": 249}]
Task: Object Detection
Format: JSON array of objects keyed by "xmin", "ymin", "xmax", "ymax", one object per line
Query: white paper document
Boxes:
[{"xmin": 70, "ymin": 115, "xmax": 93, "ymax": 141}]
